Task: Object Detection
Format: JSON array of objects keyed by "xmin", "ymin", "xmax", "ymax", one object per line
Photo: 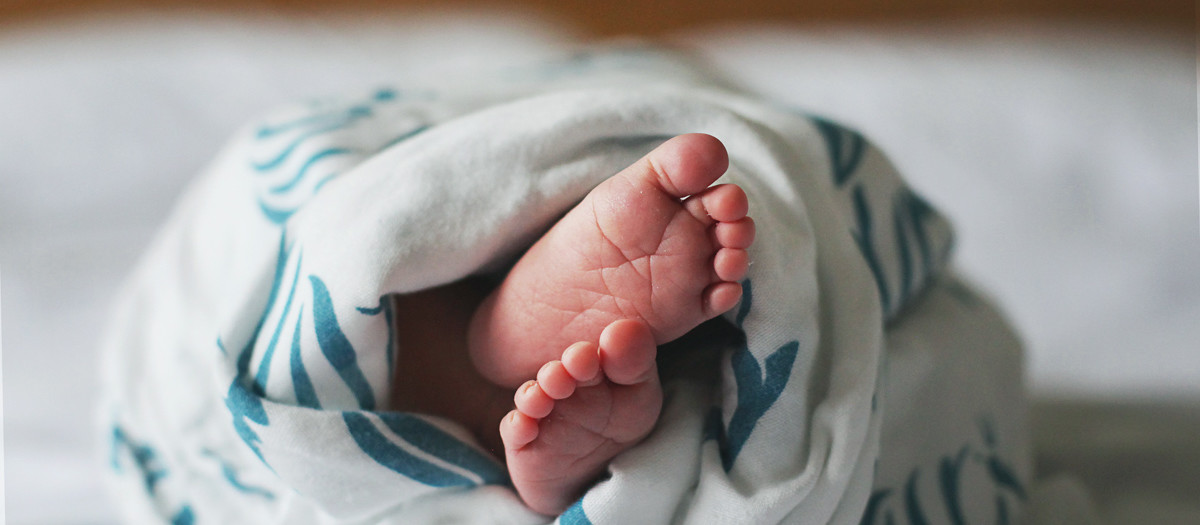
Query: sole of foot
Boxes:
[
  {"xmin": 498, "ymin": 319, "xmax": 662, "ymax": 515},
  {"xmin": 470, "ymin": 133, "xmax": 755, "ymax": 387}
]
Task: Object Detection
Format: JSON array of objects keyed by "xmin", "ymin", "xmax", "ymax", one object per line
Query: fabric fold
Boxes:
[{"xmin": 100, "ymin": 47, "xmax": 1025, "ymax": 524}]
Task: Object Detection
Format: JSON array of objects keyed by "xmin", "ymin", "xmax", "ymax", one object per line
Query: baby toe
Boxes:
[
  {"xmin": 560, "ymin": 341, "xmax": 601, "ymax": 386},
  {"xmin": 597, "ymin": 320, "xmax": 657, "ymax": 385},
  {"xmin": 514, "ymin": 380, "xmax": 555, "ymax": 419},
  {"xmin": 702, "ymin": 281, "xmax": 743, "ymax": 318},
  {"xmin": 713, "ymin": 248, "xmax": 750, "ymax": 282},
  {"xmin": 500, "ymin": 409, "xmax": 539, "ymax": 450},
  {"xmin": 638, "ymin": 134, "xmax": 729, "ymax": 198},
  {"xmin": 684, "ymin": 183, "xmax": 749, "ymax": 226},
  {"xmin": 536, "ymin": 361, "xmax": 577, "ymax": 400},
  {"xmin": 713, "ymin": 217, "xmax": 756, "ymax": 249}
]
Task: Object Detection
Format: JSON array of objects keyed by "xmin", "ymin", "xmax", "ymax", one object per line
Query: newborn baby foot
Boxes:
[
  {"xmin": 499, "ymin": 319, "xmax": 662, "ymax": 515},
  {"xmin": 469, "ymin": 133, "xmax": 755, "ymax": 386}
]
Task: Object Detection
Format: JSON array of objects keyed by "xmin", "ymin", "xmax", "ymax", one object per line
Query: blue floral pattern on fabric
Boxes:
[
  {"xmin": 248, "ymin": 88, "xmax": 429, "ymax": 225},
  {"xmin": 706, "ymin": 279, "xmax": 801, "ymax": 471},
  {"xmin": 859, "ymin": 419, "xmax": 1026, "ymax": 525}
]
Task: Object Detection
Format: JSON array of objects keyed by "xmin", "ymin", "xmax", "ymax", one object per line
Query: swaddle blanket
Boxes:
[{"xmin": 100, "ymin": 47, "xmax": 1030, "ymax": 524}]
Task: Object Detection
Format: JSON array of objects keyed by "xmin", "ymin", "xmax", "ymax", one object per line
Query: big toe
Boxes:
[
  {"xmin": 597, "ymin": 320, "xmax": 657, "ymax": 385},
  {"xmin": 624, "ymin": 133, "xmax": 729, "ymax": 198}
]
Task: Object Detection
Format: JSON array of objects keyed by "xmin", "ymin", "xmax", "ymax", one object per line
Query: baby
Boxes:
[
  {"xmin": 100, "ymin": 45, "xmax": 1032, "ymax": 524},
  {"xmin": 386, "ymin": 133, "xmax": 755, "ymax": 515}
]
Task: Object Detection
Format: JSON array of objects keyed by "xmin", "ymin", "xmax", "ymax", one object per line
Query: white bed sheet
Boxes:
[{"xmin": 1, "ymin": 12, "xmax": 1196, "ymax": 524}]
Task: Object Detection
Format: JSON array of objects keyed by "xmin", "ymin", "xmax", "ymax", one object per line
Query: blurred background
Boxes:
[{"xmin": 1, "ymin": 0, "xmax": 1196, "ymax": 523}]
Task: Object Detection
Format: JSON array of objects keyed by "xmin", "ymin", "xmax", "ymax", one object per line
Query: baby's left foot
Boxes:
[{"xmin": 499, "ymin": 319, "xmax": 662, "ymax": 515}]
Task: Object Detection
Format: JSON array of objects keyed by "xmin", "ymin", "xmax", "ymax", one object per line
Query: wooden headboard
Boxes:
[{"xmin": 1, "ymin": 0, "xmax": 1193, "ymax": 35}]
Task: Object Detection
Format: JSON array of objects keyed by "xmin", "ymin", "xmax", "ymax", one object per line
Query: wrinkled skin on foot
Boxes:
[
  {"xmin": 469, "ymin": 133, "xmax": 756, "ymax": 388},
  {"xmin": 499, "ymin": 320, "xmax": 662, "ymax": 515}
]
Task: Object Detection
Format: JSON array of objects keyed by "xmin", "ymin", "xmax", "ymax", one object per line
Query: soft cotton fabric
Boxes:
[{"xmin": 100, "ymin": 47, "xmax": 1029, "ymax": 524}]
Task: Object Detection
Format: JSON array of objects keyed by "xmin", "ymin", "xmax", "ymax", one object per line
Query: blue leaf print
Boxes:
[
  {"xmin": 375, "ymin": 412, "xmax": 507, "ymax": 485},
  {"xmin": 253, "ymin": 251, "xmax": 304, "ymax": 396},
  {"xmin": 938, "ymin": 446, "xmax": 970, "ymax": 525},
  {"xmin": 201, "ymin": 449, "xmax": 275, "ymax": 500},
  {"xmin": 559, "ymin": 497, "xmax": 593, "ymax": 525},
  {"xmin": 376, "ymin": 124, "xmax": 431, "ymax": 152},
  {"xmin": 859, "ymin": 489, "xmax": 893, "ymax": 525},
  {"xmin": 247, "ymin": 87, "xmax": 433, "ymax": 225},
  {"xmin": 987, "ymin": 457, "xmax": 1027, "ymax": 501},
  {"xmin": 719, "ymin": 279, "xmax": 801, "ymax": 471},
  {"xmin": 892, "ymin": 198, "xmax": 915, "ymax": 306},
  {"xmin": 170, "ymin": 505, "xmax": 195, "ymax": 525},
  {"xmin": 289, "ymin": 305, "xmax": 321, "ymax": 409},
  {"xmin": 342, "ymin": 412, "xmax": 503, "ymax": 487},
  {"xmin": 724, "ymin": 340, "xmax": 800, "ymax": 471},
  {"xmin": 268, "ymin": 147, "xmax": 354, "ymax": 195},
  {"xmin": 810, "ymin": 115, "xmax": 866, "ymax": 188},
  {"xmin": 309, "ymin": 275, "xmax": 376, "ymax": 410},
  {"xmin": 251, "ymin": 118, "xmax": 365, "ymax": 172},
  {"xmin": 225, "ymin": 381, "xmax": 269, "ymax": 463},
  {"xmin": 255, "ymin": 104, "xmax": 371, "ymax": 140},
  {"xmin": 903, "ymin": 470, "xmax": 929, "ymax": 525},
  {"xmin": 851, "ymin": 185, "xmax": 890, "ymax": 313},
  {"xmin": 110, "ymin": 426, "xmax": 168, "ymax": 496},
  {"xmin": 356, "ymin": 295, "xmax": 398, "ymax": 384},
  {"xmin": 224, "ymin": 233, "xmax": 293, "ymax": 464}
]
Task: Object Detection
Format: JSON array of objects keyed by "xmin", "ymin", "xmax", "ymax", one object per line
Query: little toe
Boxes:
[
  {"xmin": 714, "ymin": 248, "xmax": 750, "ymax": 282},
  {"xmin": 536, "ymin": 361, "xmax": 576, "ymax": 400},
  {"xmin": 597, "ymin": 320, "xmax": 657, "ymax": 385},
  {"xmin": 702, "ymin": 281, "xmax": 743, "ymax": 318},
  {"xmin": 713, "ymin": 217, "xmax": 756, "ymax": 249},
  {"xmin": 500, "ymin": 409, "xmax": 540, "ymax": 450},
  {"xmin": 632, "ymin": 134, "xmax": 729, "ymax": 198},
  {"xmin": 560, "ymin": 341, "xmax": 601, "ymax": 386},
  {"xmin": 514, "ymin": 380, "xmax": 555, "ymax": 419}
]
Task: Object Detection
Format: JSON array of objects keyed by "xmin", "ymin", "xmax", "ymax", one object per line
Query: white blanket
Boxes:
[{"xmin": 100, "ymin": 47, "xmax": 1030, "ymax": 524}]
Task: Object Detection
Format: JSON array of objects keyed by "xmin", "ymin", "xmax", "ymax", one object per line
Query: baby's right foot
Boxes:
[
  {"xmin": 499, "ymin": 319, "xmax": 662, "ymax": 515},
  {"xmin": 469, "ymin": 134, "xmax": 756, "ymax": 386}
]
